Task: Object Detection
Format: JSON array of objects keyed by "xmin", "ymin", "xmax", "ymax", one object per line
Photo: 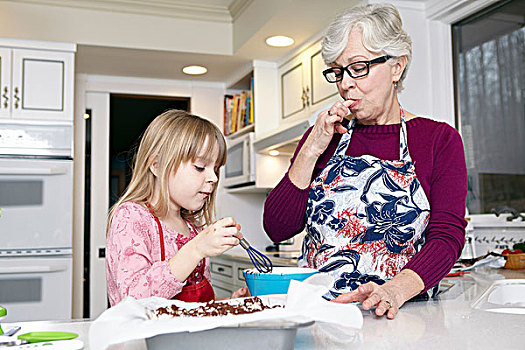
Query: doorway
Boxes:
[{"xmin": 109, "ymin": 94, "xmax": 190, "ymax": 206}]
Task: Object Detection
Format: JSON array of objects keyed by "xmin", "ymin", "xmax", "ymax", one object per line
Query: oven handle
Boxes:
[
  {"xmin": 0, "ymin": 265, "xmax": 67, "ymax": 274},
  {"xmin": 0, "ymin": 167, "xmax": 67, "ymax": 175}
]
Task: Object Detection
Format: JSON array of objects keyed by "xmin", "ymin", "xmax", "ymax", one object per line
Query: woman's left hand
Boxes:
[
  {"xmin": 331, "ymin": 269, "xmax": 424, "ymax": 319},
  {"xmin": 230, "ymin": 287, "xmax": 250, "ymax": 299}
]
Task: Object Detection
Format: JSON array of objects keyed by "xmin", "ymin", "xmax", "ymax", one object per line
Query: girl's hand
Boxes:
[
  {"xmin": 302, "ymin": 100, "xmax": 352, "ymax": 158},
  {"xmin": 230, "ymin": 287, "xmax": 250, "ymax": 299},
  {"xmin": 193, "ymin": 217, "xmax": 242, "ymax": 258},
  {"xmin": 331, "ymin": 270, "xmax": 424, "ymax": 319}
]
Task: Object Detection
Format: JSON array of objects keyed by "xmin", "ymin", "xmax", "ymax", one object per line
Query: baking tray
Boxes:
[{"xmin": 145, "ymin": 319, "xmax": 314, "ymax": 350}]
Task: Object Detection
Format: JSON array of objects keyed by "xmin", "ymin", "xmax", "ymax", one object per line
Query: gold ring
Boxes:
[{"xmin": 384, "ymin": 300, "xmax": 392, "ymax": 309}]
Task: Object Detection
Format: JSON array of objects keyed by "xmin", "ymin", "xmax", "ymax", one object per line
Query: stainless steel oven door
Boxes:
[
  {"xmin": 0, "ymin": 158, "xmax": 72, "ymax": 250},
  {"xmin": 0, "ymin": 255, "xmax": 72, "ymax": 322}
]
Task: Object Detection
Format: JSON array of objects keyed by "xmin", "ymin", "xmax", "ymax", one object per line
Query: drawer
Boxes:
[
  {"xmin": 211, "ymin": 279, "xmax": 233, "ymax": 299},
  {"xmin": 211, "ymin": 261, "xmax": 233, "ymax": 283},
  {"xmin": 235, "ymin": 263, "xmax": 253, "ymax": 283}
]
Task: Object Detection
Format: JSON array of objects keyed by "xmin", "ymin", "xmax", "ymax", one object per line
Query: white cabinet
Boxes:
[
  {"xmin": 280, "ymin": 56, "xmax": 305, "ymax": 120},
  {"xmin": 210, "ymin": 257, "xmax": 255, "ymax": 299},
  {"xmin": 0, "ymin": 42, "xmax": 75, "ymax": 122},
  {"xmin": 0, "ymin": 48, "xmax": 11, "ymax": 119},
  {"xmin": 279, "ymin": 40, "xmax": 338, "ymax": 122}
]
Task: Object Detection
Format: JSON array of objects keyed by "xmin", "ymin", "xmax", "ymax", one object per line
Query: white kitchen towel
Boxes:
[
  {"xmin": 89, "ymin": 280, "xmax": 362, "ymax": 350},
  {"xmin": 287, "ymin": 279, "xmax": 363, "ymax": 328}
]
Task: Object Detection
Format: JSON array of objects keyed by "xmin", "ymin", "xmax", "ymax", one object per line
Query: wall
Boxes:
[{"xmin": 215, "ymin": 189, "xmax": 274, "ymax": 253}]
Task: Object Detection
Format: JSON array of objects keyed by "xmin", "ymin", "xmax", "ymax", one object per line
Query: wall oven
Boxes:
[
  {"xmin": 223, "ymin": 132, "xmax": 255, "ymax": 188},
  {"xmin": 0, "ymin": 255, "xmax": 72, "ymax": 322},
  {"xmin": 0, "ymin": 122, "xmax": 73, "ymax": 322}
]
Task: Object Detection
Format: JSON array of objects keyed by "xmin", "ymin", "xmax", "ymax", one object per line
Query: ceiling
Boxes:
[
  {"xmin": 74, "ymin": 0, "xmax": 356, "ymax": 83},
  {"xmin": 3, "ymin": 0, "xmax": 431, "ymax": 83}
]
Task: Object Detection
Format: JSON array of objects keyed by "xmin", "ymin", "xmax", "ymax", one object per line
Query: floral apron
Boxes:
[{"xmin": 298, "ymin": 111, "xmax": 431, "ymax": 300}]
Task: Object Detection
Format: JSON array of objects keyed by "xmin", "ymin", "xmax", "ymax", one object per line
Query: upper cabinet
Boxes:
[
  {"xmin": 0, "ymin": 40, "xmax": 75, "ymax": 122},
  {"xmin": 0, "ymin": 47, "xmax": 11, "ymax": 120},
  {"xmin": 279, "ymin": 39, "xmax": 339, "ymax": 123}
]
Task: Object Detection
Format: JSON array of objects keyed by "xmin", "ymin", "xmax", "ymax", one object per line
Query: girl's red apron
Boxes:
[
  {"xmin": 298, "ymin": 110, "xmax": 432, "ymax": 300},
  {"xmin": 148, "ymin": 205, "xmax": 215, "ymax": 302}
]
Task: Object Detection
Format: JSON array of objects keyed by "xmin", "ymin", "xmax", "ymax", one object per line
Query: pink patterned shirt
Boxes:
[{"xmin": 106, "ymin": 201, "xmax": 211, "ymax": 306}]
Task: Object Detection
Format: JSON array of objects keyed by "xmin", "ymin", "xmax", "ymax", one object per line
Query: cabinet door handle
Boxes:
[
  {"xmin": 1, "ymin": 86, "xmax": 7, "ymax": 109},
  {"xmin": 13, "ymin": 87, "xmax": 20, "ymax": 109},
  {"xmin": 217, "ymin": 267, "xmax": 225, "ymax": 272},
  {"xmin": 301, "ymin": 87, "xmax": 307, "ymax": 108},
  {"xmin": 305, "ymin": 85, "xmax": 310, "ymax": 106}
]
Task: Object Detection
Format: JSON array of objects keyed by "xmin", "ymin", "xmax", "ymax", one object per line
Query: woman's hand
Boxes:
[
  {"xmin": 331, "ymin": 269, "xmax": 425, "ymax": 319},
  {"xmin": 288, "ymin": 100, "xmax": 353, "ymax": 189},
  {"xmin": 302, "ymin": 100, "xmax": 352, "ymax": 158},
  {"xmin": 193, "ymin": 217, "xmax": 243, "ymax": 258},
  {"xmin": 230, "ymin": 287, "xmax": 250, "ymax": 299}
]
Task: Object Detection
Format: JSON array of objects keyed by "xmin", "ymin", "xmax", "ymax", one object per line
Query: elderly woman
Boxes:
[{"xmin": 263, "ymin": 3, "xmax": 467, "ymax": 319}]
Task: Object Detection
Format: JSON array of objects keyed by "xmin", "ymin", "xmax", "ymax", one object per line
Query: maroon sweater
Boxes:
[{"xmin": 263, "ymin": 117, "xmax": 467, "ymax": 292}]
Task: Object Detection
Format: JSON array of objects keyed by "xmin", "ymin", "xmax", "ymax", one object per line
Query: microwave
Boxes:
[{"xmin": 223, "ymin": 132, "xmax": 255, "ymax": 188}]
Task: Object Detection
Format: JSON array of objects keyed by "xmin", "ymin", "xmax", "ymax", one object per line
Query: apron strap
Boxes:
[
  {"xmin": 399, "ymin": 108, "xmax": 412, "ymax": 162},
  {"xmin": 335, "ymin": 107, "xmax": 412, "ymax": 162},
  {"xmin": 145, "ymin": 202, "xmax": 166, "ymax": 261}
]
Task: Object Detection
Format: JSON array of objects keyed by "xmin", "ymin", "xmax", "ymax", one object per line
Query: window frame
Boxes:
[{"xmin": 448, "ymin": 0, "xmax": 525, "ymax": 228}]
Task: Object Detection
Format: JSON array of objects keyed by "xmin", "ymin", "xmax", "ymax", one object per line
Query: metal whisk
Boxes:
[{"xmin": 239, "ymin": 238, "xmax": 273, "ymax": 273}]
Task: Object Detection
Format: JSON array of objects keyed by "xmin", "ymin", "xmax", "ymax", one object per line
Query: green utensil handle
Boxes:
[
  {"xmin": 0, "ymin": 305, "xmax": 6, "ymax": 335},
  {"xmin": 18, "ymin": 331, "xmax": 78, "ymax": 343}
]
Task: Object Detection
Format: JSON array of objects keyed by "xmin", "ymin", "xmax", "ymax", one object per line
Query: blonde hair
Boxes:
[
  {"xmin": 322, "ymin": 3, "xmax": 412, "ymax": 91},
  {"xmin": 107, "ymin": 110, "xmax": 227, "ymax": 234}
]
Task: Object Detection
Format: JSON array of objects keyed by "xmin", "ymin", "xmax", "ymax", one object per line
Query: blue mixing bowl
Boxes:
[{"xmin": 243, "ymin": 267, "xmax": 318, "ymax": 296}]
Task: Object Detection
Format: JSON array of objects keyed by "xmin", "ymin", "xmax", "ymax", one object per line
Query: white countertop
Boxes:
[{"xmin": 3, "ymin": 267, "xmax": 524, "ymax": 350}]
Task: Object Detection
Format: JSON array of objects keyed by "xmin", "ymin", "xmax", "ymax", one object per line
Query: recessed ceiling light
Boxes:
[
  {"xmin": 182, "ymin": 65, "xmax": 207, "ymax": 75},
  {"xmin": 269, "ymin": 150, "xmax": 280, "ymax": 156},
  {"xmin": 266, "ymin": 35, "xmax": 294, "ymax": 47}
]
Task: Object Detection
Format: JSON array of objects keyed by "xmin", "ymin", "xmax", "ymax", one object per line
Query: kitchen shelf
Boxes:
[
  {"xmin": 225, "ymin": 124, "xmax": 254, "ymax": 140},
  {"xmin": 223, "ymin": 71, "xmax": 254, "ymax": 137}
]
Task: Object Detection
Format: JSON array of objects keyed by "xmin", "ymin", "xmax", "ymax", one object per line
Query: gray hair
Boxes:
[{"xmin": 322, "ymin": 3, "xmax": 412, "ymax": 91}]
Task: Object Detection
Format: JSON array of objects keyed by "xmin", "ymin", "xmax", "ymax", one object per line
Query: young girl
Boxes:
[{"xmin": 106, "ymin": 110, "xmax": 248, "ymax": 306}]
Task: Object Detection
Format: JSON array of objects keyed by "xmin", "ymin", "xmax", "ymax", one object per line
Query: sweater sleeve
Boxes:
[
  {"xmin": 263, "ymin": 172, "xmax": 311, "ymax": 242},
  {"xmin": 403, "ymin": 124, "xmax": 468, "ymax": 292},
  {"xmin": 106, "ymin": 203, "xmax": 184, "ymax": 305},
  {"xmin": 263, "ymin": 128, "xmax": 316, "ymax": 242}
]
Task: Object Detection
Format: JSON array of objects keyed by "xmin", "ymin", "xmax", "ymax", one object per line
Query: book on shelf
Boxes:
[
  {"xmin": 249, "ymin": 77, "xmax": 254, "ymax": 125},
  {"xmin": 223, "ymin": 86, "xmax": 254, "ymax": 136},
  {"xmin": 223, "ymin": 95, "xmax": 234, "ymax": 136}
]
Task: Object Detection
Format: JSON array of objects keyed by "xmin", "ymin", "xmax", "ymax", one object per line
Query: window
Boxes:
[{"xmin": 453, "ymin": 0, "xmax": 525, "ymax": 214}]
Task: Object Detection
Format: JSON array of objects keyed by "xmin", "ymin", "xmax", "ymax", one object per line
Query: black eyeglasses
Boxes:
[{"xmin": 323, "ymin": 55, "xmax": 393, "ymax": 83}]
